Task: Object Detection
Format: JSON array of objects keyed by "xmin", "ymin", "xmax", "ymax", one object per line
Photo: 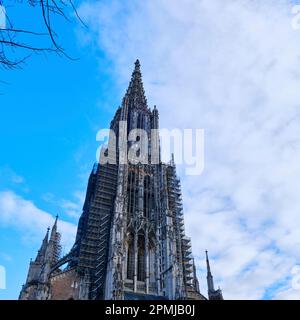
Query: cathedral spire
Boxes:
[
  {"xmin": 206, "ymin": 250, "xmax": 215, "ymax": 293},
  {"xmin": 45, "ymin": 227, "xmax": 50, "ymax": 242},
  {"xmin": 35, "ymin": 227, "xmax": 49, "ymax": 263},
  {"xmin": 124, "ymin": 59, "xmax": 148, "ymax": 110},
  {"xmin": 47, "ymin": 215, "xmax": 61, "ymax": 265},
  {"xmin": 50, "ymin": 215, "xmax": 58, "ymax": 241},
  {"xmin": 205, "ymin": 250, "xmax": 223, "ymax": 300}
]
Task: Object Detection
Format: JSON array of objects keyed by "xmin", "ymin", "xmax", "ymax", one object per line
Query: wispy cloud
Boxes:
[
  {"xmin": 61, "ymin": 190, "xmax": 85, "ymax": 219},
  {"xmin": 41, "ymin": 192, "xmax": 55, "ymax": 203},
  {"xmin": 0, "ymin": 190, "xmax": 76, "ymax": 250},
  {"xmin": 78, "ymin": 0, "xmax": 300, "ymax": 299},
  {"xmin": 42, "ymin": 190, "xmax": 85, "ymax": 219},
  {"xmin": 0, "ymin": 253, "xmax": 13, "ymax": 262},
  {"xmin": 274, "ymin": 285, "xmax": 300, "ymax": 299},
  {"xmin": 0, "ymin": 167, "xmax": 24, "ymax": 185}
]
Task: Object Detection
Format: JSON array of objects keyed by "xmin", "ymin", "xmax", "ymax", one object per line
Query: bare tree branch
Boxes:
[
  {"xmin": 0, "ymin": 0, "xmax": 86, "ymax": 69},
  {"xmin": 70, "ymin": 0, "xmax": 87, "ymax": 28},
  {"xmin": 0, "ymin": 28, "xmax": 48, "ymax": 36}
]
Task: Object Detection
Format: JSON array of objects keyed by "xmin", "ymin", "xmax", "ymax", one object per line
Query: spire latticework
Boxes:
[{"xmin": 124, "ymin": 59, "xmax": 148, "ymax": 110}]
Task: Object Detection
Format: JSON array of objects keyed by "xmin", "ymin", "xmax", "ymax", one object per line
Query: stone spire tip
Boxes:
[{"xmin": 135, "ymin": 59, "xmax": 140, "ymax": 68}]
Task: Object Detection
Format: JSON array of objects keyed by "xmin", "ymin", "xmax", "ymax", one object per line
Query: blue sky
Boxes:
[
  {"xmin": 0, "ymin": 2, "xmax": 121, "ymax": 299},
  {"xmin": 2, "ymin": 0, "xmax": 300, "ymax": 300}
]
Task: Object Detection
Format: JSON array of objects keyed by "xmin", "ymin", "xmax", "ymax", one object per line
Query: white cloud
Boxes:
[
  {"xmin": 274, "ymin": 286, "xmax": 300, "ymax": 300},
  {"xmin": 61, "ymin": 199, "xmax": 80, "ymax": 218},
  {"xmin": 0, "ymin": 190, "xmax": 77, "ymax": 250},
  {"xmin": 41, "ymin": 190, "xmax": 85, "ymax": 220},
  {"xmin": 61, "ymin": 192, "xmax": 84, "ymax": 219},
  {"xmin": 0, "ymin": 264, "xmax": 5, "ymax": 290},
  {"xmin": 78, "ymin": 0, "xmax": 300, "ymax": 299}
]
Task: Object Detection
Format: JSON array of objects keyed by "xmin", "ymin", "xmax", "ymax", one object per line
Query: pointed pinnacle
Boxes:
[
  {"xmin": 44, "ymin": 227, "xmax": 50, "ymax": 241},
  {"xmin": 50, "ymin": 215, "xmax": 59, "ymax": 239},
  {"xmin": 135, "ymin": 59, "xmax": 140, "ymax": 69},
  {"xmin": 53, "ymin": 215, "xmax": 59, "ymax": 227},
  {"xmin": 206, "ymin": 250, "xmax": 211, "ymax": 273},
  {"xmin": 131, "ymin": 59, "xmax": 142, "ymax": 78}
]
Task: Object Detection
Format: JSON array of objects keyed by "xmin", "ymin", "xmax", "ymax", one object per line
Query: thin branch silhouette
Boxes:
[{"xmin": 0, "ymin": 0, "xmax": 86, "ymax": 69}]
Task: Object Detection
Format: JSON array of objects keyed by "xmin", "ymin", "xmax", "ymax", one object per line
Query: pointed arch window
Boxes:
[
  {"xmin": 137, "ymin": 235, "xmax": 145, "ymax": 281},
  {"xmin": 127, "ymin": 240, "xmax": 135, "ymax": 280}
]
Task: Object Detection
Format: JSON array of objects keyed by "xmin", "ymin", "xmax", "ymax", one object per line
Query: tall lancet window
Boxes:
[
  {"xmin": 137, "ymin": 235, "xmax": 146, "ymax": 281},
  {"xmin": 127, "ymin": 239, "xmax": 134, "ymax": 280},
  {"xmin": 137, "ymin": 114, "xmax": 144, "ymax": 129},
  {"xmin": 127, "ymin": 171, "xmax": 137, "ymax": 218},
  {"xmin": 143, "ymin": 175, "xmax": 151, "ymax": 218}
]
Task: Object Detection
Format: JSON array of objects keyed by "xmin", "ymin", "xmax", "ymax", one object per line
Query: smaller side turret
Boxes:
[{"xmin": 19, "ymin": 216, "xmax": 62, "ymax": 300}]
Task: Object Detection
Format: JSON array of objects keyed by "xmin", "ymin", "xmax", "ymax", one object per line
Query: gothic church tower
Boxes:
[{"xmin": 20, "ymin": 61, "xmax": 222, "ymax": 300}]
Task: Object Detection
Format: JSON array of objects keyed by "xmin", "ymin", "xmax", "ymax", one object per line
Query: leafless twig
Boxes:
[{"xmin": 0, "ymin": 0, "xmax": 86, "ymax": 69}]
